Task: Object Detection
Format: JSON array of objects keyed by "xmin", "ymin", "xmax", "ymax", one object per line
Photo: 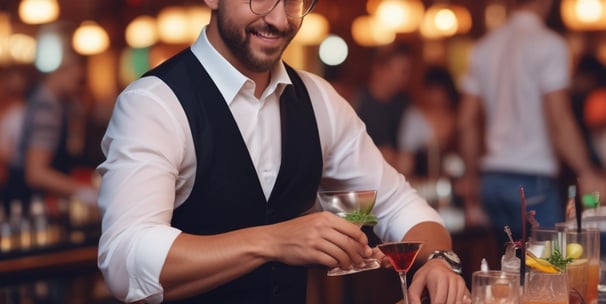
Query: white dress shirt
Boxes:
[{"xmin": 97, "ymin": 27, "xmax": 443, "ymax": 303}]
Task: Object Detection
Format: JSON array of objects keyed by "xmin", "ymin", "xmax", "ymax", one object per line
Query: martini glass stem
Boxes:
[{"xmin": 399, "ymin": 271, "xmax": 410, "ymax": 304}]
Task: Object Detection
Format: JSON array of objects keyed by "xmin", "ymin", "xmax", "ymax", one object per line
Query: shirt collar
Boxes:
[{"xmin": 190, "ymin": 26, "xmax": 292, "ymax": 104}]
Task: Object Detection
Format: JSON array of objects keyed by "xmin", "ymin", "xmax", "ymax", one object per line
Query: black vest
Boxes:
[{"xmin": 145, "ymin": 49, "xmax": 323, "ymax": 303}]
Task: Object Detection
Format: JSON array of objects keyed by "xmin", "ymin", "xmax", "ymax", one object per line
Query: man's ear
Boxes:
[{"xmin": 204, "ymin": 0, "xmax": 219, "ymax": 10}]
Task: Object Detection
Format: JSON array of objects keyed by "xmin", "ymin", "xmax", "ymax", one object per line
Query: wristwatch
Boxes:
[{"xmin": 427, "ymin": 250, "xmax": 462, "ymax": 274}]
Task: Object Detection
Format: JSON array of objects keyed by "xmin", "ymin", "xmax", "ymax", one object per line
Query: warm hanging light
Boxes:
[
  {"xmin": 366, "ymin": 0, "xmax": 382, "ymax": 14},
  {"xmin": 72, "ymin": 20, "xmax": 110, "ymax": 55},
  {"xmin": 435, "ymin": 9, "xmax": 457, "ymax": 33},
  {"xmin": 157, "ymin": 6, "xmax": 190, "ymax": 44},
  {"xmin": 9, "ymin": 33, "xmax": 37, "ymax": 64},
  {"xmin": 374, "ymin": 0, "xmax": 425, "ymax": 33},
  {"xmin": 18, "ymin": 0, "xmax": 60, "ymax": 24},
  {"xmin": 420, "ymin": 4, "xmax": 471, "ymax": 39},
  {"xmin": 125, "ymin": 15, "xmax": 158, "ymax": 48},
  {"xmin": 0, "ymin": 12, "xmax": 9, "ymax": 37},
  {"xmin": 293, "ymin": 13, "xmax": 329, "ymax": 45},
  {"xmin": 0, "ymin": 12, "xmax": 11, "ymax": 65},
  {"xmin": 351, "ymin": 15, "xmax": 396, "ymax": 47},
  {"xmin": 561, "ymin": 0, "xmax": 606, "ymax": 31},
  {"xmin": 449, "ymin": 5, "xmax": 471, "ymax": 34},
  {"xmin": 187, "ymin": 5, "xmax": 211, "ymax": 42},
  {"xmin": 156, "ymin": 5, "xmax": 211, "ymax": 44}
]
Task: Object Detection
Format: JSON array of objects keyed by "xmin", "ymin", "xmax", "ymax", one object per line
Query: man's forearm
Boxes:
[
  {"xmin": 401, "ymin": 221, "xmax": 452, "ymax": 261},
  {"xmin": 160, "ymin": 228, "xmax": 271, "ymax": 300}
]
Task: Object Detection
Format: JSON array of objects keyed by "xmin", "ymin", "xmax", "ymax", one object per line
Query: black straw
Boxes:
[{"xmin": 574, "ymin": 181, "xmax": 583, "ymax": 232}]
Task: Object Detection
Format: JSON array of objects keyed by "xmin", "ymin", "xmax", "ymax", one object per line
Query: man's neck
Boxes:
[
  {"xmin": 515, "ymin": 1, "xmax": 550, "ymax": 20},
  {"xmin": 205, "ymin": 26, "xmax": 272, "ymax": 98}
]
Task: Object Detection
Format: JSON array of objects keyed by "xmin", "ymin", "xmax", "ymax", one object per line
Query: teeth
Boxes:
[{"xmin": 257, "ymin": 31, "xmax": 277, "ymax": 38}]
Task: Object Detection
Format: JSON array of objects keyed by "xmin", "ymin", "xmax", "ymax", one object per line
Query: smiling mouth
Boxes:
[
  {"xmin": 247, "ymin": 23, "xmax": 292, "ymax": 41},
  {"xmin": 251, "ymin": 29, "xmax": 281, "ymax": 40}
]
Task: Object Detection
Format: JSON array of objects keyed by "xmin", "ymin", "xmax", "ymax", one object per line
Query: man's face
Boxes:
[
  {"xmin": 214, "ymin": 0, "xmax": 301, "ymax": 72},
  {"xmin": 57, "ymin": 59, "xmax": 85, "ymax": 98}
]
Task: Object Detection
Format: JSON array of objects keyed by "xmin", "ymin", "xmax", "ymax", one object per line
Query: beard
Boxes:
[{"xmin": 216, "ymin": 8, "xmax": 298, "ymax": 72}]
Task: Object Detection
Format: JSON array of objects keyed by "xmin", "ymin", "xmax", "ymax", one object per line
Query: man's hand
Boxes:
[
  {"xmin": 408, "ymin": 259, "xmax": 470, "ymax": 304},
  {"xmin": 567, "ymin": 169, "xmax": 606, "ymax": 220},
  {"xmin": 267, "ymin": 211, "xmax": 373, "ymax": 270}
]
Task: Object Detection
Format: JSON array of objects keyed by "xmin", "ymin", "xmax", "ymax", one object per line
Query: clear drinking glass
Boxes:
[
  {"xmin": 316, "ymin": 190, "xmax": 381, "ymax": 276},
  {"xmin": 472, "ymin": 270, "xmax": 520, "ymax": 304},
  {"xmin": 523, "ymin": 271, "xmax": 569, "ymax": 304},
  {"xmin": 564, "ymin": 228, "xmax": 600, "ymax": 304}
]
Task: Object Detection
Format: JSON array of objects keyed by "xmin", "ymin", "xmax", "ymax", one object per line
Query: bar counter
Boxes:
[{"xmin": 0, "ymin": 223, "xmax": 498, "ymax": 303}]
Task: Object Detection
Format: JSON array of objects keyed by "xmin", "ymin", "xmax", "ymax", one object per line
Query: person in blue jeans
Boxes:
[{"xmin": 457, "ymin": 0, "xmax": 606, "ymax": 253}]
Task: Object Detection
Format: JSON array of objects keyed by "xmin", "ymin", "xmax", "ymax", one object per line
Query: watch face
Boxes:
[{"xmin": 443, "ymin": 251, "xmax": 461, "ymax": 263}]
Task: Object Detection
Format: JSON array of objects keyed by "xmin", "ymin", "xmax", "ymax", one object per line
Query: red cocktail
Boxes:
[{"xmin": 378, "ymin": 241, "xmax": 424, "ymax": 304}]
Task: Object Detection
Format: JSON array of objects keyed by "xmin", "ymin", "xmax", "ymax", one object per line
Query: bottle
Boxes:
[
  {"xmin": 8, "ymin": 200, "xmax": 23, "ymax": 251},
  {"xmin": 501, "ymin": 244, "xmax": 520, "ymax": 273},
  {"xmin": 0, "ymin": 222, "xmax": 12, "ymax": 253},
  {"xmin": 30, "ymin": 196, "xmax": 49, "ymax": 247}
]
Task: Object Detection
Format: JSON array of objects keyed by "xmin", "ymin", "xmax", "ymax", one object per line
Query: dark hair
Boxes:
[
  {"xmin": 371, "ymin": 43, "xmax": 413, "ymax": 66},
  {"xmin": 576, "ymin": 53, "xmax": 606, "ymax": 85},
  {"xmin": 423, "ymin": 65, "xmax": 460, "ymax": 109}
]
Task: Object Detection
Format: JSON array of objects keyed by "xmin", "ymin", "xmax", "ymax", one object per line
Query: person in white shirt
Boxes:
[
  {"xmin": 458, "ymin": 0, "xmax": 606, "ymax": 252},
  {"xmin": 97, "ymin": 0, "xmax": 469, "ymax": 303}
]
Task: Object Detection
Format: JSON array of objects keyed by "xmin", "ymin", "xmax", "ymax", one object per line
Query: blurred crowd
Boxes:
[
  {"xmin": 0, "ymin": 10, "xmax": 605, "ymax": 255},
  {"xmin": 0, "ymin": 24, "xmax": 103, "ymax": 255},
  {"xmin": 337, "ymin": 39, "xmax": 606, "ymax": 244}
]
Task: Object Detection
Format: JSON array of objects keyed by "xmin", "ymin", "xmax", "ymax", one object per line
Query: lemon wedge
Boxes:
[
  {"xmin": 566, "ymin": 243, "xmax": 583, "ymax": 259},
  {"xmin": 525, "ymin": 252, "xmax": 562, "ymax": 273}
]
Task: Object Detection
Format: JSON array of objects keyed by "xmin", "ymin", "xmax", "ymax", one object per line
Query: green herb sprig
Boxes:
[
  {"xmin": 546, "ymin": 247, "xmax": 573, "ymax": 270},
  {"xmin": 344, "ymin": 210, "xmax": 378, "ymax": 226}
]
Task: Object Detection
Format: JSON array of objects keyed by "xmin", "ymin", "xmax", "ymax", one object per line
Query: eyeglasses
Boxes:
[{"xmin": 249, "ymin": 0, "xmax": 318, "ymax": 18}]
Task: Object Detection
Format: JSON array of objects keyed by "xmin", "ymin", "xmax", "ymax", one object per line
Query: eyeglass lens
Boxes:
[{"xmin": 250, "ymin": 0, "xmax": 316, "ymax": 18}]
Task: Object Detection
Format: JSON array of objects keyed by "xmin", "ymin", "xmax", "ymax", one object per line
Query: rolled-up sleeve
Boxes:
[
  {"xmin": 97, "ymin": 77, "xmax": 194, "ymax": 303},
  {"xmin": 299, "ymin": 71, "xmax": 444, "ymax": 243}
]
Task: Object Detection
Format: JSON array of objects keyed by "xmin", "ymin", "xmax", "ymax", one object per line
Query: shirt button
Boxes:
[{"xmin": 272, "ymin": 285, "xmax": 280, "ymax": 295}]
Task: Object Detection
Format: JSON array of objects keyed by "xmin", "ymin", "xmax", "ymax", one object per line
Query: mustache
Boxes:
[{"xmin": 247, "ymin": 23, "xmax": 295, "ymax": 38}]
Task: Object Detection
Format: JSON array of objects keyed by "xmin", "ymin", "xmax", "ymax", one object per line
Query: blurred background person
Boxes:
[
  {"xmin": 0, "ymin": 65, "xmax": 31, "ymax": 215},
  {"xmin": 4, "ymin": 23, "xmax": 97, "ymax": 215},
  {"xmin": 355, "ymin": 43, "xmax": 414, "ymax": 167},
  {"xmin": 396, "ymin": 65, "xmax": 460, "ymax": 180},
  {"xmin": 457, "ymin": 0, "xmax": 606, "ymax": 253},
  {"xmin": 396, "ymin": 65, "xmax": 481, "ymax": 231},
  {"xmin": 583, "ymin": 89, "xmax": 606, "ymax": 172},
  {"xmin": 569, "ymin": 53, "xmax": 606, "ymax": 168}
]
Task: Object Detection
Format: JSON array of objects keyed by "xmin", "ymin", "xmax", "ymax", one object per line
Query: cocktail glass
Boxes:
[
  {"xmin": 377, "ymin": 241, "xmax": 424, "ymax": 304},
  {"xmin": 316, "ymin": 190, "xmax": 381, "ymax": 276}
]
